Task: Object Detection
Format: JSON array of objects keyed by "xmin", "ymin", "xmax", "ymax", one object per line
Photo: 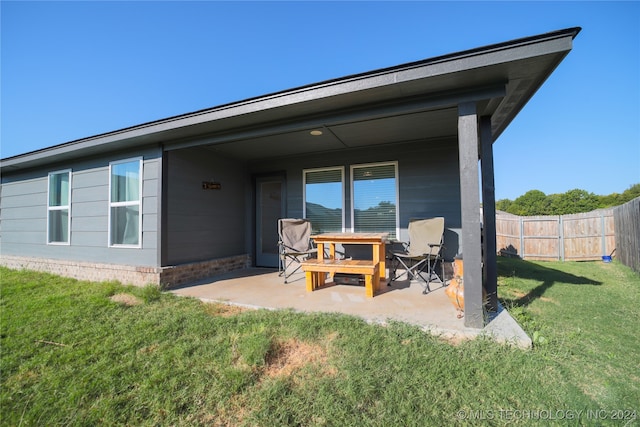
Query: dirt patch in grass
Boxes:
[
  {"xmin": 213, "ymin": 394, "xmax": 251, "ymax": 427},
  {"xmin": 506, "ymin": 289, "xmax": 558, "ymax": 304},
  {"xmin": 137, "ymin": 343, "xmax": 160, "ymax": 355},
  {"xmin": 264, "ymin": 338, "xmax": 336, "ymax": 379},
  {"xmin": 110, "ymin": 293, "xmax": 142, "ymax": 306},
  {"xmin": 219, "ymin": 338, "xmax": 336, "ymax": 425},
  {"xmin": 205, "ymin": 302, "xmax": 252, "ymax": 317},
  {"xmin": 437, "ymin": 334, "xmax": 470, "ymax": 346},
  {"xmin": 6, "ymin": 369, "xmax": 39, "ymax": 387}
]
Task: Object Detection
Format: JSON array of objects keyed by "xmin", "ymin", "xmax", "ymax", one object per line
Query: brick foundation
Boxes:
[
  {"xmin": 0, "ymin": 254, "xmax": 252, "ymax": 288},
  {"xmin": 159, "ymin": 255, "xmax": 252, "ymax": 289}
]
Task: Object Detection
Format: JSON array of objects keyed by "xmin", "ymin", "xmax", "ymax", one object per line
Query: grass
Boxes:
[
  {"xmin": 1, "ymin": 259, "xmax": 639, "ymax": 426},
  {"xmin": 496, "ymin": 258, "xmax": 640, "ymax": 411}
]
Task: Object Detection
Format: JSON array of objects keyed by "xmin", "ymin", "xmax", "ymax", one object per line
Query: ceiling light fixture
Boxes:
[{"xmin": 310, "ymin": 130, "xmax": 323, "ymax": 136}]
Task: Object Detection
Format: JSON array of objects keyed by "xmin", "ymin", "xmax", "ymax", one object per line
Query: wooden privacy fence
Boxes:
[
  {"xmin": 613, "ymin": 197, "xmax": 640, "ymax": 274},
  {"xmin": 496, "ymin": 209, "xmax": 615, "ymax": 261}
]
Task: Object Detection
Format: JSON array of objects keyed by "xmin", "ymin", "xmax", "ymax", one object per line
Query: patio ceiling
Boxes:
[
  {"xmin": 1, "ymin": 28, "xmax": 580, "ymax": 171},
  {"xmin": 199, "ymin": 107, "xmax": 461, "ymax": 161}
]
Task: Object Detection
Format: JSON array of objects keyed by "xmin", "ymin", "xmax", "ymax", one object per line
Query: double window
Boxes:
[
  {"xmin": 109, "ymin": 158, "xmax": 142, "ymax": 247},
  {"xmin": 47, "ymin": 170, "xmax": 71, "ymax": 244},
  {"xmin": 303, "ymin": 162, "xmax": 398, "ymax": 238}
]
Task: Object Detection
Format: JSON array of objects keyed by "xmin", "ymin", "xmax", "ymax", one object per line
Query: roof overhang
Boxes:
[{"xmin": 1, "ymin": 27, "xmax": 580, "ymax": 172}]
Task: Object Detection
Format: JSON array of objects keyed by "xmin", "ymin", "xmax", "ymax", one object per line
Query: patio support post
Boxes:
[
  {"xmin": 480, "ymin": 116, "xmax": 499, "ymax": 312},
  {"xmin": 458, "ymin": 102, "xmax": 484, "ymax": 328}
]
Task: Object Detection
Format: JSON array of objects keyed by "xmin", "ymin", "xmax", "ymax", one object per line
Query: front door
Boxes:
[{"xmin": 255, "ymin": 176, "xmax": 285, "ymax": 267}]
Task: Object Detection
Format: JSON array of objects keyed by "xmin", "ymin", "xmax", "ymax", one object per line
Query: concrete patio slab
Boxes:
[{"xmin": 169, "ymin": 268, "xmax": 531, "ymax": 348}]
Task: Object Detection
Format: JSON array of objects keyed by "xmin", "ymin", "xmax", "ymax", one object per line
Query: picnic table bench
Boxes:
[{"xmin": 301, "ymin": 259, "xmax": 380, "ymax": 298}]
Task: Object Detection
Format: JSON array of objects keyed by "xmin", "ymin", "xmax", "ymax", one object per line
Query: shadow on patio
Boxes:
[{"xmin": 170, "ymin": 268, "xmax": 531, "ymax": 347}]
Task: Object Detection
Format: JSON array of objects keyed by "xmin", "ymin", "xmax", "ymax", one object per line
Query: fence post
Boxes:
[
  {"xmin": 559, "ymin": 216, "xmax": 564, "ymax": 261},
  {"xmin": 520, "ymin": 217, "xmax": 525, "ymax": 259},
  {"xmin": 600, "ymin": 211, "xmax": 606, "ymax": 257}
]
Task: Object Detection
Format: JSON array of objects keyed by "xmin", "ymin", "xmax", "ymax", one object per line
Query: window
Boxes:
[
  {"xmin": 109, "ymin": 158, "xmax": 142, "ymax": 247},
  {"xmin": 47, "ymin": 170, "xmax": 71, "ymax": 244},
  {"xmin": 351, "ymin": 162, "xmax": 398, "ymax": 239},
  {"xmin": 303, "ymin": 167, "xmax": 344, "ymax": 233}
]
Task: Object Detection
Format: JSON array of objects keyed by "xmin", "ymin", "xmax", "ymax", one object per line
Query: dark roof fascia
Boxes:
[{"xmin": 1, "ymin": 27, "xmax": 581, "ymax": 172}]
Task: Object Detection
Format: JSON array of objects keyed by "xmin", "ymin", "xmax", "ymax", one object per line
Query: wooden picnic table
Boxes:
[{"xmin": 311, "ymin": 232, "xmax": 389, "ymax": 280}]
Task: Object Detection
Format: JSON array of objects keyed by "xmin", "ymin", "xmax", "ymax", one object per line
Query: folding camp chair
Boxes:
[
  {"xmin": 390, "ymin": 217, "xmax": 445, "ymax": 293},
  {"xmin": 277, "ymin": 218, "xmax": 318, "ymax": 283}
]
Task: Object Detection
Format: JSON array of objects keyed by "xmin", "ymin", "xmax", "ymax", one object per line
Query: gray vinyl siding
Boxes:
[
  {"xmin": 0, "ymin": 148, "xmax": 162, "ymax": 266},
  {"xmin": 163, "ymin": 147, "xmax": 249, "ymax": 265},
  {"xmin": 0, "ymin": 176, "xmax": 47, "ymax": 247},
  {"xmin": 2, "ymin": 137, "xmax": 465, "ymax": 269},
  {"xmin": 248, "ymin": 138, "xmax": 462, "ymax": 260}
]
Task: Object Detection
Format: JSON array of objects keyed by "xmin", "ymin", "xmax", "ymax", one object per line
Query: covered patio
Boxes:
[
  {"xmin": 161, "ymin": 27, "xmax": 581, "ymax": 330},
  {"xmin": 170, "ymin": 268, "xmax": 532, "ymax": 348}
]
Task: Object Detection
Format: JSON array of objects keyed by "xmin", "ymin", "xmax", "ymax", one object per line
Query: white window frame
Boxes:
[
  {"xmin": 47, "ymin": 169, "xmax": 72, "ymax": 245},
  {"xmin": 303, "ymin": 166, "xmax": 345, "ymax": 232},
  {"xmin": 350, "ymin": 161, "xmax": 399, "ymax": 238},
  {"xmin": 108, "ymin": 157, "xmax": 143, "ymax": 248}
]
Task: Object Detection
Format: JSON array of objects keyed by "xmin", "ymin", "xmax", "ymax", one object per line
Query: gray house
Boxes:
[{"xmin": 0, "ymin": 28, "xmax": 580, "ymax": 327}]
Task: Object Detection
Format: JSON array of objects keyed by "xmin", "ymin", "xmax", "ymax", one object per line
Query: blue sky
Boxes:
[{"xmin": 2, "ymin": 1, "xmax": 638, "ymax": 201}]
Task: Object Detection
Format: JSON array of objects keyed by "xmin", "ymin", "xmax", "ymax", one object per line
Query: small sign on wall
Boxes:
[{"xmin": 202, "ymin": 181, "xmax": 222, "ymax": 190}]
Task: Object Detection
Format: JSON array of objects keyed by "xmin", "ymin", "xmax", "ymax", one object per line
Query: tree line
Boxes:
[{"xmin": 495, "ymin": 183, "xmax": 640, "ymax": 216}]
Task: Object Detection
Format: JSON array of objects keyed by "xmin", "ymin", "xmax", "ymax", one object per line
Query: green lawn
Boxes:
[{"xmin": 1, "ymin": 259, "xmax": 638, "ymax": 426}]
